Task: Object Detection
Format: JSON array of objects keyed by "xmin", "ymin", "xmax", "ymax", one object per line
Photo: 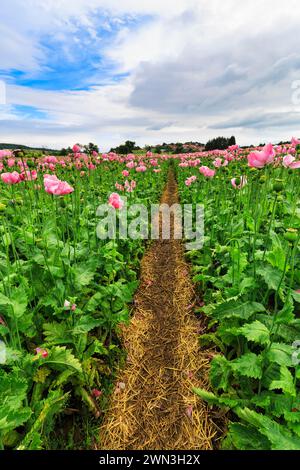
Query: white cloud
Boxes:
[{"xmin": 1, "ymin": 0, "xmax": 300, "ymax": 148}]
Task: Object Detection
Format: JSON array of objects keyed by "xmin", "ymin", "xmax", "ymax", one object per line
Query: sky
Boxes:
[{"xmin": 0, "ymin": 0, "xmax": 300, "ymax": 150}]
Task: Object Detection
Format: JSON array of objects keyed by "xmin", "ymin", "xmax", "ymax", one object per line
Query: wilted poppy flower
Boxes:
[
  {"xmin": 92, "ymin": 389, "xmax": 102, "ymax": 398},
  {"xmin": 231, "ymin": 176, "xmax": 247, "ymax": 189},
  {"xmin": 35, "ymin": 347, "xmax": 49, "ymax": 358}
]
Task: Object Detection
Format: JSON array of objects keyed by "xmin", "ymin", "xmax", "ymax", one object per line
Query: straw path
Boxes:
[{"xmin": 99, "ymin": 170, "xmax": 218, "ymax": 450}]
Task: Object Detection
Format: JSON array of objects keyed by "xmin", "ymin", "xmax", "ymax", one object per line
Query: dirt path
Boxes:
[{"xmin": 99, "ymin": 170, "xmax": 218, "ymax": 450}]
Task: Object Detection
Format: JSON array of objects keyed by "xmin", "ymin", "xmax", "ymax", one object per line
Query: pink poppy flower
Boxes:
[
  {"xmin": 23, "ymin": 170, "xmax": 38, "ymax": 181},
  {"xmin": 126, "ymin": 161, "xmax": 135, "ymax": 169},
  {"xmin": 213, "ymin": 158, "xmax": 222, "ymax": 168},
  {"xmin": 248, "ymin": 143, "xmax": 275, "ymax": 168},
  {"xmin": 122, "ymin": 170, "xmax": 129, "ymax": 177},
  {"xmin": 44, "ymin": 156, "xmax": 58, "ymax": 164},
  {"xmin": 64, "ymin": 300, "xmax": 77, "ymax": 311},
  {"xmin": 7, "ymin": 158, "xmax": 15, "ymax": 167},
  {"xmin": 291, "ymin": 137, "xmax": 300, "ymax": 146},
  {"xmin": 44, "ymin": 174, "xmax": 74, "ymax": 196},
  {"xmin": 115, "ymin": 182, "xmax": 124, "ymax": 191},
  {"xmin": 199, "ymin": 166, "xmax": 215, "ymax": 178},
  {"xmin": 0, "ymin": 150, "xmax": 12, "ymax": 158},
  {"xmin": 1, "ymin": 171, "xmax": 21, "ymax": 184},
  {"xmin": 283, "ymin": 155, "xmax": 300, "ymax": 169},
  {"xmin": 228, "ymin": 144, "xmax": 239, "ymax": 151},
  {"xmin": 185, "ymin": 175, "xmax": 197, "ymax": 186},
  {"xmin": 108, "ymin": 193, "xmax": 124, "ymax": 209},
  {"xmin": 136, "ymin": 165, "xmax": 147, "ymax": 172},
  {"xmin": 73, "ymin": 144, "xmax": 81, "ymax": 153}
]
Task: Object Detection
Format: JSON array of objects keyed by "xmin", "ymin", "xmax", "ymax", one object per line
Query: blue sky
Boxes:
[
  {"xmin": 0, "ymin": 0, "xmax": 300, "ymax": 149},
  {"xmin": 3, "ymin": 14, "xmax": 142, "ymax": 92}
]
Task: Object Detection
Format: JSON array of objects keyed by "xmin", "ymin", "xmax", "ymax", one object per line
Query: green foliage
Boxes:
[
  {"xmin": 0, "ymin": 151, "xmax": 168, "ymax": 449},
  {"xmin": 177, "ymin": 154, "xmax": 300, "ymax": 450}
]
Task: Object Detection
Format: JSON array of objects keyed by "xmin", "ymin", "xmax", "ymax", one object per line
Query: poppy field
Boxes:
[{"xmin": 0, "ymin": 140, "xmax": 300, "ymax": 450}]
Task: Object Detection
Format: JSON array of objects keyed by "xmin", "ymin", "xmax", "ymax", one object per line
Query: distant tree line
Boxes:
[
  {"xmin": 109, "ymin": 138, "xmax": 238, "ymax": 154},
  {"xmin": 0, "ymin": 143, "xmax": 57, "ymax": 152},
  {"xmin": 110, "ymin": 141, "xmax": 141, "ymax": 154},
  {"xmin": 144, "ymin": 141, "xmax": 205, "ymax": 154},
  {"xmin": 205, "ymin": 136, "xmax": 236, "ymax": 151}
]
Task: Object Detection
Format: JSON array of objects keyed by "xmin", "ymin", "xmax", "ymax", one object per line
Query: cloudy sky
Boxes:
[{"xmin": 0, "ymin": 0, "xmax": 300, "ymax": 150}]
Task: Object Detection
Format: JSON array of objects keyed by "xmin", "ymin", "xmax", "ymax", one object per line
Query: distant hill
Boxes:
[{"xmin": 0, "ymin": 143, "xmax": 58, "ymax": 152}]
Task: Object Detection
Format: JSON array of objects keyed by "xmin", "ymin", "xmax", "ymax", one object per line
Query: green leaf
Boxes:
[
  {"xmin": 72, "ymin": 260, "xmax": 98, "ymax": 290},
  {"xmin": 250, "ymin": 392, "xmax": 271, "ymax": 408},
  {"xmin": 238, "ymin": 320, "xmax": 270, "ymax": 345},
  {"xmin": 193, "ymin": 388, "xmax": 244, "ymax": 408},
  {"xmin": 269, "ymin": 365, "xmax": 296, "ymax": 396},
  {"xmin": 210, "ymin": 355, "xmax": 232, "ymax": 391},
  {"xmin": 266, "ymin": 246, "xmax": 286, "ymax": 272},
  {"xmin": 0, "ymin": 371, "xmax": 32, "ymax": 432},
  {"xmin": 266, "ymin": 343, "xmax": 294, "ymax": 367},
  {"xmin": 257, "ymin": 265, "xmax": 283, "ymax": 292},
  {"xmin": 284, "ymin": 410, "xmax": 300, "ymax": 423},
  {"xmin": 261, "ymin": 362, "xmax": 281, "ymax": 389},
  {"xmin": 18, "ymin": 390, "xmax": 69, "ymax": 450},
  {"xmin": 43, "ymin": 322, "xmax": 71, "ymax": 346},
  {"xmin": 0, "ymin": 408, "xmax": 32, "ymax": 433},
  {"xmin": 10, "ymin": 285, "xmax": 28, "ymax": 318},
  {"xmin": 231, "ymin": 353, "xmax": 263, "ymax": 379},
  {"xmin": 267, "ymin": 393, "xmax": 293, "ymax": 418},
  {"xmin": 213, "ymin": 300, "xmax": 265, "ymax": 321},
  {"xmin": 274, "ymin": 295, "xmax": 295, "ymax": 325},
  {"xmin": 72, "ymin": 316, "xmax": 103, "ymax": 335},
  {"xmin": 246, "ymin": 215, "xmax": 255, "ymax": 232},
  {"xmin": 227, "ymin": 422, "xmax": 270, "ymax": 450},
  {"xmin": 236, "ymin": 407, "xmax": 300, "ymax": 450},
  {"xmin": 84, "ymin": 340, "xmax": 109, "ymax": 359},
  {"xmin": 0, "ymin": 292, "xmax": 12, "ymax": 307},
  {"xmin": 292, "ymin": 291, "xmax": 300, "ymax": 303},
  {"xmin": 199, "ymin": 333, "xmax": 226, "ymax": 353},
  {"xmin": 239, "ymin": 277, "xmax": 256, "ymax": 294},
  {"xmin": 288, "ymin": 423, "xmax": 300, "ymax": 437},
  {"xmin": 50, "ymin": 369, "xmax": 75, "ymax": 389},
  {"xmin": 43, "ymin": 346, "xmax": 82, "ymax": 373}
]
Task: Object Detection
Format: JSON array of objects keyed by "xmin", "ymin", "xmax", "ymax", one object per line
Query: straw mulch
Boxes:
[{"xmin": 99, "ymin": 171, "xmax": 220, "ymax": 450}]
